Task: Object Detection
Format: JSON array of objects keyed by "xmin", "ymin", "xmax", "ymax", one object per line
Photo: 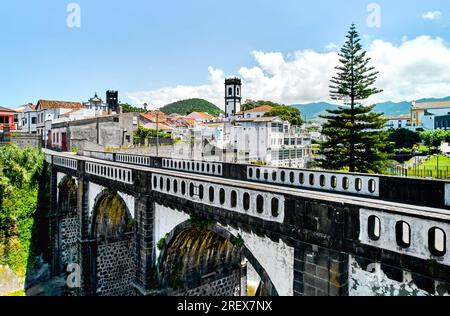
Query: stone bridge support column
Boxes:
[
  {"xmin": 78, "ymin": 176, "xmax": 96, "ymax": 296},
  {"xmin": 50, "ymin": 166, "xmax": 61, "ymax": 277},
  {"xmin": 132, "ymin": 194, "xmax": 156, "ymax": 296},
  {"xmin": 294, "ymin": 242, "xmax": 349, "ymax": 296}
]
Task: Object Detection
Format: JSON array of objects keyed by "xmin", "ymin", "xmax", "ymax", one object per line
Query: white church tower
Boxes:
[{"xmin": 224, "ymin": 77, "xmax": 242, "ymax": 119}]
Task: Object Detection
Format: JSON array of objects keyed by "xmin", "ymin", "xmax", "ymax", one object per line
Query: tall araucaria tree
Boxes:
[{"xmin": 318, "ymin": 24, "xmax": 388, "ymax": 173}]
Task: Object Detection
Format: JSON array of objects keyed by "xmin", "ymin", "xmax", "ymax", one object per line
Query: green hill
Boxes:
[{"xmin": 160, "ymin": 98, "xmax": 223, "ymax": 117}]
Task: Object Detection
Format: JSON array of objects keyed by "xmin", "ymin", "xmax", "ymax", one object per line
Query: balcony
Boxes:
[{"xmin": 0, "ymin": 123, "xmax": 16, "ymax": 131}]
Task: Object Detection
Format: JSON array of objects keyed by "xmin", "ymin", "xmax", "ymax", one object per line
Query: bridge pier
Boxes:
[
  {"xmin": 132, "ymin": 195, "xmax": 157, "ymax": 296},
  {"xmin": 294, "ymin": 242, "xmax": 349, "ymax": 296},
  {"xmin": 49, "ymin": 167, "xmax": 62, "ymax": 277}
]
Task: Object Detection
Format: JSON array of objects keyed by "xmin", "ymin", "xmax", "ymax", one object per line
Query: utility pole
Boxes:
[{"xmin": 156, "ymin": 110, "xmax": 160, "ymax": 157}]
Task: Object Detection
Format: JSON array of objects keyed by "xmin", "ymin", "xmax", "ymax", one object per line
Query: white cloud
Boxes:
[
  {"xmin": 325, "ymin": 42, "xmax": 339, "ymax": 52},
  {"xmin": 422, "ymin": 11, "xmax": 442, "ymax": 21},
  {"xmin": 127, "ymin": 36, "xmax": 450, "ymax": 109}
]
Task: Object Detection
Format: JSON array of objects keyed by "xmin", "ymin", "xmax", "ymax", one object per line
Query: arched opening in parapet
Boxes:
[
  {"xmin": 57, "ymin": 176, "xmax": 79, "ymax": 269},
  {"xmin": 91, "ymin": 190, "xmax": 135, "ymax": 296},
  {"xmin": 157, "ymin": 222, "xmax": 278, "ymax": 296}
]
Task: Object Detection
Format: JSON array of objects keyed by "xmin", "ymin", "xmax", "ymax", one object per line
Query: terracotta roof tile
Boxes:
[{"xmin": 37, "ymin": 100, "xmax": 83, "ymax": 110}]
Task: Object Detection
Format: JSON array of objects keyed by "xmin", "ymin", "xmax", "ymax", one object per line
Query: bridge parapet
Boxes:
[
  {"xmin": 44, "ymin": 149, "xmax": 450, "ymax": 296},
  {"xmin": 152, "ymin": 173, "xmax": 285, "ymax": 224},
  {"xmin": 73, "ymin": 149, "xmax": 450, "ymax": 210}
]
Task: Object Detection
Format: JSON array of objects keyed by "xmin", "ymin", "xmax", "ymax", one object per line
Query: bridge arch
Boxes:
[
  {"xmin": 157, "ymin": 220, "xmax": 278, "ymax": 296},
  {"xmin": 90, "ymin": 189, "xmax": 136, "ymax": 296},
  {"xmin": 57, "ymin": 176, "xmax": 79, "ymax": 269}
]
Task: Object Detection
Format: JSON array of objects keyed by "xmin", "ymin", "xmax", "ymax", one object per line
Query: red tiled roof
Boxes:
[
  {"xmin": 0, "ymin": 106, "xmax": 16, "ymax": 113},
  {"xmin": 37, "ymin": 100, "xmax": 83, "ymax": 110},
  {"xmin": 237, "ymin": 105, "xmax": 273, "ymax": 115},
  {"xmin": 186, "ymin": 112, "xmax": 215, "ymax": 120}
]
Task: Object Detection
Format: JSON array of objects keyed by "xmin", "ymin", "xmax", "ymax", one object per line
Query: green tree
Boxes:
[
  {"xmin": 0, "ymin": 145, "xmax": 46, "ymax": 276},
  {"xmin": 318, "ymin": 24, "xmax": 388, "ymax": 173},
  {"xmin": 120, "ymin": 103, "xmax": 146, "ymax": 113},
  {"xmin": 387, "ymin": 128, "xmax": 421, "ymax": 153},
  {"xmin": 419, "ymin": 129, "xmax": 450, "ymax": 153},
  {"xmin": 264, "ymin": 106, "xmax": 303, "ymax": 126}
]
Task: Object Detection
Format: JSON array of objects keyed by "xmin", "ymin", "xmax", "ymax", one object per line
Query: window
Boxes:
[
  {"xmin": 257, "ymin": 195, "xmax": 264, "ymax": 214},
  {"xmin": 290, "ymin": 172, "xmax": 295, "ymax": 184},
  {"xmin": 231, "ymin": 191, "xmax": 237, "ymax": 208},
  {"xmin": 429, "ymin": 227, "xmax": 446, "ymax": 256},
  {"xmin": 219, "ymin": 189, "xmax": 226, "ymax": 205},
  {"xmin": 368, "ymin": 215, "xmax": 381, "ymax": 241},
  {"xmin": 243, "ymin": 193, "xmax": 250, "ymax": 211},
  {"xmin": 113, "ymin": 117, "xmax": 120, "ymax": 122},
  {"xmin": 228, "ymin": 87, "xmax": 233, "ymax": 96},
  {"xmin": 396, "ymin": 221, "xmax": 411, "ymax": 248},
  {"xmin": 190, "ymin": 183, "xmax": 195, "ymax": 197},
  {"xmin": 159, "ymin": 177, "xmax": 164, "ymax": 190},
  {"xmin": 331, "ymin": 176, "xmax": 337, "ymax": 188},
  {"xmin": 342, "ymin": 177, "xmax": 349, "ymax": 190},
  {"xmin": 209, "ymin": 187, "xmax": 215, "ymax": 202},
  {"xmin": 355, "ymin": 178, "xmax": 362, "ymax": 192},
  {"xmin": 173, "ymin": 180, "xmax": 178, "ymax": 193},
  {"xmin": 271, "ymin": 198, "xmax": 279, "ymax": 217},
  {"xmin": 181, "ymin": 181, "xmax": 186, "ymax": 195},
  {"xmin": 309, "ymin": 174, "xmax": 315, "ymax": 186},
  {"xmin": 198, "ymin": 185, "xmax": 204, "ymax": 199},
  {"xmin": 320, "ymin": 175, "xmax": 326, "ymax": 187},
  {"xmin": 368, "ymin": 179, "xmax": 376, "ymax": 193}
]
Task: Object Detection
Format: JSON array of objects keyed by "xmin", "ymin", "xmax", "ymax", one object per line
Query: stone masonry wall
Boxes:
[
  {"xmin": 173, "ymin": 269, "xmax": 242, "ymax": 297},
  {"xmin": 96, "ymin": 238, "xmax": 135, "ymax": 296},
  {"xmin": 61, "ymin": 215, "xmax": 79, "ymax": 267}
]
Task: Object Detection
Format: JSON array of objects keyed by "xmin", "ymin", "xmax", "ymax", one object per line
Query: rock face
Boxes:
[{"xmin": 0, "ymin": 265, "xmax": 22, "ymax": 296}]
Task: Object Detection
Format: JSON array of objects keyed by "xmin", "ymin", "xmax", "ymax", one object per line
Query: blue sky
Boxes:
[{"xmin": 1, "ymin": 0, "xmax": 450, "ymax": 108}]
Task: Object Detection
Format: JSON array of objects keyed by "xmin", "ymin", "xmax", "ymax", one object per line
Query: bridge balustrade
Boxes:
[
  {"xmin": 53, "ymin": 156, "xmax": 78, "ymax": 170},
  {"xmin": 247, "ymin": 166, "xmax": 379, "ymax": 197},
  {"xmin": 85, "ymin": 161, "xmax": 133, "ymax": 185},
  {"xmin": 162, "ymin": 158, "xmax": 223, "ymax": 176},
  {"xmin": 152, "ymin": 173, "xmax": 285, "ymax": 224}
]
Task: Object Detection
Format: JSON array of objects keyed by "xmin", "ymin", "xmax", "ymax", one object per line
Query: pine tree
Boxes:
[{"xmin": 318, "ymin": 24, "xmax": 388, "ymax": 173}]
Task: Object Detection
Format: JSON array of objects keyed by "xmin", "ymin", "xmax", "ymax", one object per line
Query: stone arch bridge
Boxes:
[{"xmin": 45, "ymin": 149, "xmax": 450, "ymax": 296}]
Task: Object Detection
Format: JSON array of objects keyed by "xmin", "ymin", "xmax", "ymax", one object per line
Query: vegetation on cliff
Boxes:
[{"xmin": 0, "ymin": 145, "xmax": 49, "ymax": 279}]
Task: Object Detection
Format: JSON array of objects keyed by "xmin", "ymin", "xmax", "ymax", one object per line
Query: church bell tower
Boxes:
[{"xmin": 224, "ymin": 77, "xmax": 242, "ymax": 119}]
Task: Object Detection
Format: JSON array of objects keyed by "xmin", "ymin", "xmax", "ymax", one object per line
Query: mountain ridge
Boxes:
[{"xmin": 292, "ymin": 96, "xmax": 450, "ymax": 120}]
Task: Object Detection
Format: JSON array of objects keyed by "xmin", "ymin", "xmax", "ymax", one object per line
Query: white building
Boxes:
[
  {"xmin": 83, "ymin": 92, "xmax": 109, "ymax": 115},
  {"xmin": 13, "ymin": 103, "xmax": 38, "ymax": 133},
  {"xmin": 36, "ymin": 100, "xmax": 85, "ymax": 144},
  {"xmin": 236, "ymin": 105, "xmax": 273, "ymax": 120},
  {"xmin": 411, "ymin": 100, "xmax": 450, "ymax": 130},
  {"xmin": 233, "ymin": 117, "xmax": 312, "ymax": 168},
  {"xmin": 384, "ymin": 115, "xmax": 411, "ymax": 130}
]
